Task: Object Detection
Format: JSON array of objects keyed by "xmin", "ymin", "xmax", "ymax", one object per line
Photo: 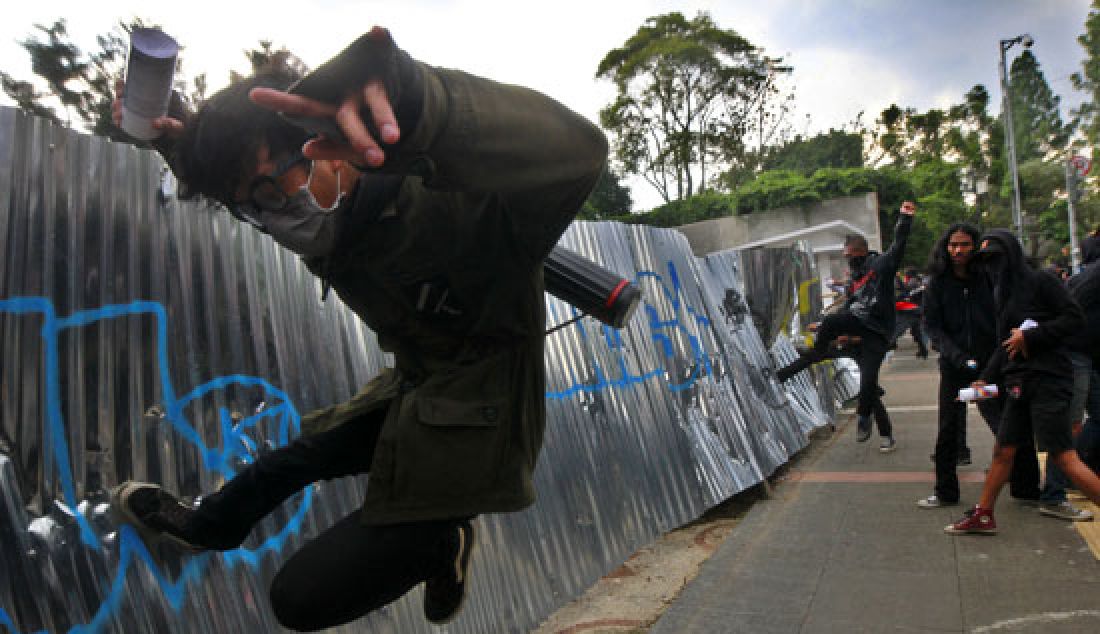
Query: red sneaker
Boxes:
[{"xmin": 944, "ymin": 506, "xmax": 997, "ymax": 535}]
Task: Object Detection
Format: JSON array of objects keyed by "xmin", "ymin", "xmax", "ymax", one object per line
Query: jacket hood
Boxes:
[
  {"xmin": 980, "ymin": 228, "xmax": 1036, "ymax": 338},
  {"xmin": 979, "ymin": 229, "xmax": 1028, "ymax": 276}
]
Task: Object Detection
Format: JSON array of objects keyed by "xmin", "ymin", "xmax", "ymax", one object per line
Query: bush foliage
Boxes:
[{"xmin": 613, "ymin": 164, "xmax": 963, "ymax": 269}]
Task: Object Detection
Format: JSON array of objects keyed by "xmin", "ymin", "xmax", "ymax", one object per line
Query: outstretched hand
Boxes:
[
  {"xmin": 249, "ymin": 81, "xmax": 398, "ymax": 167},
  {"xmin": 248, "ymin": 27, "xmax": 401, "ymax": 168}
]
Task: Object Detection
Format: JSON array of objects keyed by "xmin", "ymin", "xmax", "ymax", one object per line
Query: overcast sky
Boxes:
[{"xmin": 0, "ymin": 0, "xmax": 1093, "ymax": 209}]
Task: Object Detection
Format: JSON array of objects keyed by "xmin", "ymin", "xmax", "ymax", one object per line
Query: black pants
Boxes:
[
  {"xmin": 894, "ymin": 311, "xmax": 928, "ymax": 356},
  {"xmin": 192, "ymin": 409, "xmax": 461, "ymax": 631},
  {"xmin": 931, "ymin": 371, "xmax": 1039, "ymax": 502},
  {"xmin": 908, "ymin": 320, "xmax": 928, "ymax": 356},
  {"xmin": 934, "ymin": 367, "xmax": 981, "ymax": 502},
  {"xmin": 783, "ymin": 311, "xmax": 892, "ymax": 433}
]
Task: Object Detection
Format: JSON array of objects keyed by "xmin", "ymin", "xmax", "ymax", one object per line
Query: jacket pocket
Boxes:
[{"xmin": 389, "ymin": 353, "xmax": 515, "ymax": 504}]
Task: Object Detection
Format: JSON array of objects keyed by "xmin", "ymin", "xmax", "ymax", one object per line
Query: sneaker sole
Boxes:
[
  {"xmin": 943, "ymin": 525, "xmax": 996, "ymax": 535},
  {"xmin": 880, "ymin": 445, "xmax": 897, "ymax": 453},
  {"xmin": 1039, "ymin": 507, "xmax": 1095, "ymax": 522},
  {"xmin": 917, "ymin": 500, "xmax": 958, "ymax": 509},
  {"xmin": 109, "ymin": 481, "xmax": 205, "ymax": 554}
]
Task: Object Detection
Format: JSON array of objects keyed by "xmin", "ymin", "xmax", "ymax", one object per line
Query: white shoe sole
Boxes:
[
  {"xmin": 109, "ymin": 481, "xmax": 205, "ymax": 553},
  {"xmin": 1039, "ymin": 507, "xmax": 1095, "ymax": 522}
]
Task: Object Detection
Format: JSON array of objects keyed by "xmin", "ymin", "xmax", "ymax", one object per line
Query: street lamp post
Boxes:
[{"xmin": 999, "ymin": 34, "xmax": 1033, "ymax": 242}]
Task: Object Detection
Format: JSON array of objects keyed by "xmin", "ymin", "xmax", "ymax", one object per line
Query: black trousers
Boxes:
[
  {"xmin": 894, "ymin": 311, "xmax": 928, "ymax": 355},
  {"xmin": 783, "ymin": 311, "xmax": 892, "ymax": 433},
  {"xmin": 935, "ymin": 366, "xmax": 976, "ymax": 502},
  {"xmin": 192, "ymin": 408, "xmax": 461, "ymax": 632},
  {"xmin": 933, "ymin": 366, "xmax": 1039, "ymax": 502}
]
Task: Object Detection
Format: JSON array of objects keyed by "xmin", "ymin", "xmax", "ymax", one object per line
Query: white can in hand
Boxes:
[
  {"xmin": 958, "ymin": 385, "xmax": 998, "ymax": 401},
  {"xmin": 120, "ymin": 28, "xmax": 179, "ymax": 140}
]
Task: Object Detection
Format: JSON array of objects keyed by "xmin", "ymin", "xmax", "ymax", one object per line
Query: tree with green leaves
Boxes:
[
  {"xmin": 0, "ymin": 19, "xmax": 302, "ymax": 144},
  {"xmin": 0, "ymin": 20, "xmax": 90, "ymax": 127},
  {"xmin": 866, "ymin": 104, "xmax": 955, "ymax": 166},
  {"xmin": 760, "ymin": 129, "xmax": 863, "ymax": 174},
  {"xmin": 1073, "ymin": 0, "xmax": 1100, "ymax": 149},
  {"xmin": 596, "ymin": 11, "xmax": 790, "ymax": 203},
  {"xmin": 577, "ymin": 166, "xmax": 633, "ymax": 220},
  {"xmin": 0, "ymin": 19, "xmax": 163, "ymax": 142},
  {"xmin": 1007, "ymin": 51, "xmax": 1071, "ymax": 162}
]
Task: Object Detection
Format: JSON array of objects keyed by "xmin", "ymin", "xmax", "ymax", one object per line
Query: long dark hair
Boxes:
[{"xmin": 927, "ymin": 222, "xmax": 982, "ymax": 278}]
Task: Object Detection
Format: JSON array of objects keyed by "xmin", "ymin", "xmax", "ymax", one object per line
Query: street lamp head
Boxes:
[{"xmin": 1001, "ymin": 34, "xmax": 1035, "ymax": 51}]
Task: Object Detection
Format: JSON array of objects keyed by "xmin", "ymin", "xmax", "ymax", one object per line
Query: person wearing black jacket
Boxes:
[
  {"xmin": 893, "ymin": 268, "xmax": 929, "ymax": 358},
  {"xmin": 1076, "ymin": 235, "xmax": 1100, "ymax": 474},
  {"xmin": 1036, "ymin": 235, "xmax": 1100, "ymax": 520},
  {"xmin": 778, "ymin": 202, "xmax": 916, "ymax": 451},
  {"xmin": 946, "ymin": 230, "xmax": 1100, "ymax": 535},
  {"xmin": 918, "ymin": 223, "xmax": 1039, "ymax": 509}
]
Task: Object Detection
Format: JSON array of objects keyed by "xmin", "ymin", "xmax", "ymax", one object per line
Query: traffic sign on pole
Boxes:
[{"xmin": 1071, "ymin": 155, "xmax": 1091, "ymax": 178}]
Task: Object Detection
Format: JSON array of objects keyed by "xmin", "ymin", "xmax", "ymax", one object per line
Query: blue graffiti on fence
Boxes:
[
  {"xmin": 0, "ymin": 259, "xmax": 722, "ymax": 633},
  {"xmin": 0, "ymin": 297, "xmax": 308, "ymax": 634},
  {"xmin": 546, "ymin": 260, "xmax": 714, "ymax": 399}
]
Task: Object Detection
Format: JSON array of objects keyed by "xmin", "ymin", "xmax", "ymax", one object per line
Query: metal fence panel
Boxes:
[{"xmin": 0, "ymin": 108, "xmax": 853, "ymax": 634}]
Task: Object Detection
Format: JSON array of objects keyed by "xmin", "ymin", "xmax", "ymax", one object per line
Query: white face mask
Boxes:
[{"xmin": 261, "ymin": 162, "xmax": 345, "ymax": 257}]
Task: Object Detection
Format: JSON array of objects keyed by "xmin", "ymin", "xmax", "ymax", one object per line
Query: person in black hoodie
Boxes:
[
  {"xmin": 918, "ymin": 223, "xmax": 1040, "ymax": 509},
  {"xmin": 1035, "ymin": 235, "xmax": 1100, "ymax": 520},
  {"xmin": 945, "ymin": 230, "xmax": 1100, "ymax": 535},
  {"xmin": 1073, "ymin": 234, "xmax": 1100, "ymax": 475},
  {"xmin": 777, "ymin": 201, "xmax": 916, "ymax": 451}
]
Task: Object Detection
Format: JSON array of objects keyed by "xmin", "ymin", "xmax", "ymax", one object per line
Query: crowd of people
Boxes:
[{"xmin": 780, "ymin": 215, "xmax": 1100, "ymax": 536}]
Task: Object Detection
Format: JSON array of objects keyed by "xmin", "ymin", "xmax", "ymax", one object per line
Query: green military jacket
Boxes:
[{"xmin": 299, "ymin": 58, "xmax": 608, "ymax": 524}]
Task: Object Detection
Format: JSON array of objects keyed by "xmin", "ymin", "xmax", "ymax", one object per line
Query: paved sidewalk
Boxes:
[{"xmin": 650, "ymin": 345, "xmax": 1100, "ymax": 634}]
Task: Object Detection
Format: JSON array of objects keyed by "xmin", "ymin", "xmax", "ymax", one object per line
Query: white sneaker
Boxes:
[
  {"xmin": 917, "ymin": 494, "xmax": 957, "ymax": 509},
  {"xmin": 879, "ymin": 437, "xmax": 897, "ymax": 453},
  {"xmin": 1038, "ymin": 501, "xmax": 1094, "ymax": 522}
]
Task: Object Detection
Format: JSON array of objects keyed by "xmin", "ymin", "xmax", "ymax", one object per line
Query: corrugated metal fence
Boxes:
[{"xmin": 0, "ymin": 107, "xmax": 856, "ymax": 634}]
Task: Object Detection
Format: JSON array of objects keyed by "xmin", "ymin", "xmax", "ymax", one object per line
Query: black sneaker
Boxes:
[
  {"xmin": 856, "ymin": 415, "xmax": 872, "ymax": 442},
  {"xmin": 424, "ymin": 519, "xmax": 477, "ymax": 625},
  {"xmin": 110, "ymin": 481, "xmax": 207, "ymax": 552}
]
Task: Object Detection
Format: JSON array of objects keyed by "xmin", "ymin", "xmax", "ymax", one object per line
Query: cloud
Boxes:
[{"xmin": 0, "ymin": 0, "xmax": 1093, "ymax": 211}]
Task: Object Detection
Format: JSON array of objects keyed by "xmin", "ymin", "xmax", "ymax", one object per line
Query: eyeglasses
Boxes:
[{"xmin": 229, "ymin": 150, "xmax": 309, "ymax": 228}]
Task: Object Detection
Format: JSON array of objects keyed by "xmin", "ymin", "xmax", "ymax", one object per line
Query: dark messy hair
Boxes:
[
  {"xmin": 173, "ymin": 68, "xmax": 309, "ymax": 207},
  {"xmin": 844, "ymin": 234, "xmax": 868, "ymax": 250},
  {"xmin": 927, "ymin": 222, "xmax": 982, "ymax": 277}
]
